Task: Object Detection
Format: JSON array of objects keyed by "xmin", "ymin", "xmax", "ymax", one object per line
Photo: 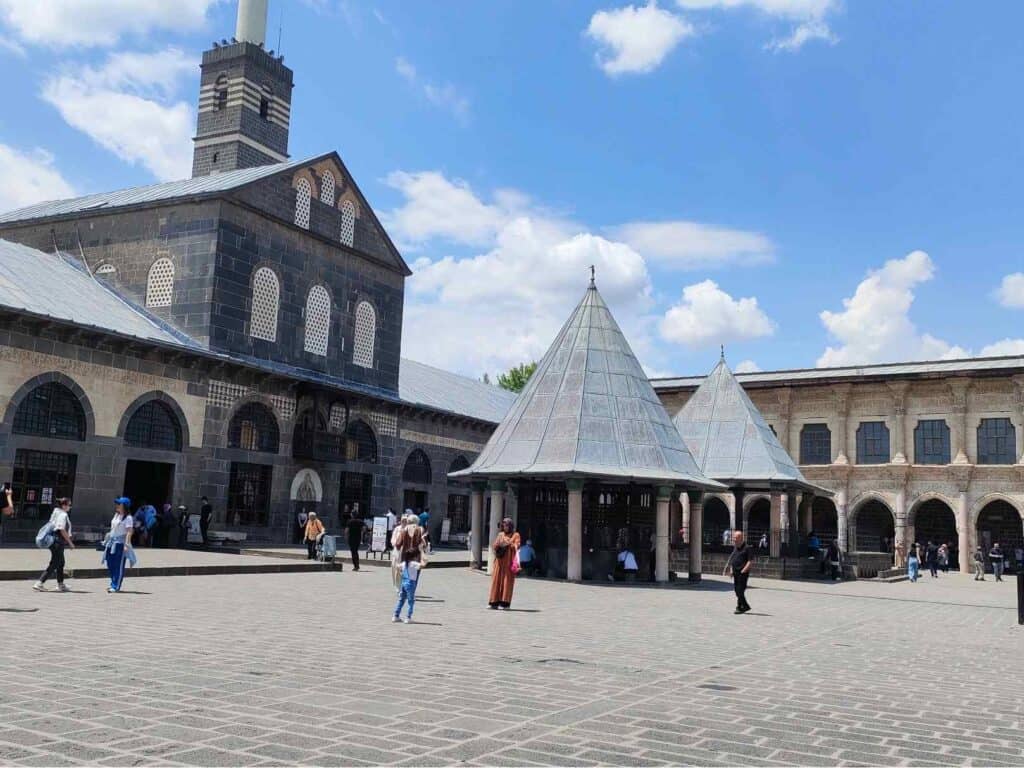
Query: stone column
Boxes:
[
  {"xmin": 680, "ymin": 492, "xmax": 690, "ymax": 544},
  {"xmin": 769, "ymin": 489, "xmax": 782, "ymax": 558},
  {"xmin": 506, "ymin": 482, "xmax": 518, "ymax": 528},
  {"xmin": 469, "ymin": 482, "xmax": 485, "ymax": 569},
  {"xmin": 567, "ymin": 479, "xmax": 584, "ymax": 582},
  {"xmin": 487, "ymin": 479, "xmax": 506, "ymax": 573},
  {"xmin": 726, "ymin": 492, "xmax": 737, "ymax": 531},
  {"xmin": 778, "ymin": 388, "xmax": 792, "ymax": 454},
  {"xmin": 801, "ymin": 494, "xmax": 814, "ymax": 534},
  {"xmin": 836, "ymin": 487, "xmax": 849, "ymax": 552},
  {"xmin": 950, "ymin": 380, "xmax": 972, "ymax": 465},
  {"xmin": 688, "ymin": 490, "xmax": 703, "ymax": 582},
  {"xmin": 889, "ymin": 382, "xmax": 909, "ymax": 464},
  {"xmin": 656, "ymin": 486, "xmax": 672, "ymax": 583},
  {"xmin": 894, "ymin": 488, "xmax": 906, "ymax": 568},
  {"xmin": 833, "ymin": 385, "xmax": 851, "ymax": 465},
  {"xmin": 1014, "ymin": 376, "xmax": 1024, "ymax": 464},
  {"xmin": 957, "ymin": 490, "xmax": 970, "ymax": 576},
  {"xmin": 787, "ymin": 490, "xmax": 800, "ymax": 555},
  {"xmin": 734, "ymin": 490, "xmax": 746, "ymax": 538},
  {"xmin": 669, "ymin": 496, "xmax": 682, "ymax": 545}
]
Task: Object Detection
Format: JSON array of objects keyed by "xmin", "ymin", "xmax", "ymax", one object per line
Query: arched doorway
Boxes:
[
  {"xmin": 703, "ymin": 497, "xmax": 731, "ymax": 551},
  {"xmin": 121, "ymin": 397, "xmax": 184, "ymax": 519},
  {"xmin": 811, "ymin": 497, "xmax": 838, "ymax": 544},
  {"xmin": 402, "ymin": 449, "xmax": 432, "ymax": 513},
  {"xmin": 976, "ymin": 500, "xmax": 1023, "ymax": 571},
  {"xmin": 853, "ymin": 499, "xmax": 895, "ymax": 553},
  {"xmin": 290, "ymin": 469, "xmax": 323, "ymax": 544},
  {"xmin": 747, "ymin": 498, "xmax": 771, "ymax": 551},
  {"xmin": 913, "ymin": 498, "xmax": 958, "ymax": 568}
]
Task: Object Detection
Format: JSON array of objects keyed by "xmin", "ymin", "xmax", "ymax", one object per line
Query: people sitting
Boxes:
[{"xmin": 518, "ymin": 539, "xmax": 539, "ymax": 576}]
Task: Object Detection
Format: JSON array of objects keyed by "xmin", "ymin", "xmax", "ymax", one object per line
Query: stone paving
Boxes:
[{"xmin": 0, "ymin": 567, "xmax": 1021, "ymax": 767}]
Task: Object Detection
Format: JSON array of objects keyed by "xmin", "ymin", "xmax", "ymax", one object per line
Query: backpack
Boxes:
[{"xmin": 35, "ymin": 521, "xmax": 55, "ymax": 549}]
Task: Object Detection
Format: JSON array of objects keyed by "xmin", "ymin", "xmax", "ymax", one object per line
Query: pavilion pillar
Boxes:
[
  {"xmin": 506, "ymin": 482, "xmax": 518, "ymax": 529},
  {"xmin": 669, "ymin": 496, "xmax": 682, "ymax": 545},
  {"xmin": 487, "ymin": 479, "xmax": 506, "ymax": 573},
  {"xmin": 801, "ymin": 494, "xmax": 814, "ymax": 534},
  {"xmin": 567, "ymin": 479, "xmax": 584, "ymax": 582},
  {"xmin": 769, "ymin": 490, "xmax": 782, "ymax": 558},
  {"xmin": 679, "ymin": 492, "xmax": 690, "ymax": 544},
  {"xmin": 687, "ymin": 490, "xmax": 703, "ymax": 582},
  {"xmin": 957, "ymin": 490, "xmax": 970, "ymax": 576},
  {"xmin": 894, "ymin": 488, "xmax": 906, "ymax": 568},
  {"xmin": 786, "ymin": 491, "xmax": 799, "ymax": 555},
  {"xmin": 655, "ymin": 486, "xmax": 672, "ymax": 583},
  {"xmin": 726, "ymin": 492, "xmax": 737, "ymax": 532},
  {"xmin": 735, "ymin": 490, "xmax": 747, "ymax": 537},
  {"xmin": 469, "ymin": 482, "xmax": 486, "ymax": 569},
  {"xmin": 836, "ymin": 488, "xmax": 848, "ymax": 552}
]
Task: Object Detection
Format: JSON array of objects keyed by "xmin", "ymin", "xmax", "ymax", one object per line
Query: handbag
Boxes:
[
  {"xmin": 35, "ymin": 522, "xmax": 55, "ymax": 549},
  {"xmin": 510, "ymin": 550, "xmax": 521, "ymax": 575}
]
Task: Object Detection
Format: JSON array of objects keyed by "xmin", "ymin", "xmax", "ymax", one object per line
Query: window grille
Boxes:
[
  {"xmin": 339, "ymin": 199, "xmax": 356, "ymax": 247},
  {"xmin": 295, "ymin": 177, "xmax": 312, "ymax": 229},
  {"xmin": 914, "ymin": 419, "xmax": 950, "ymax": 465},
  {"xmin": 214, "ymin": 75, "xmax": 228, "ymax": 110},
  {"xmin": 250, "ymin": 267, "xmax": 280, "ymax": 342},
  {"xmin": 329, "ymin": 403, "xmax": 347, "ymax": 432},
  {"xmin": 227, "ymin": 462, "xmax": 272, "ymax": 526},
  {"xmin": 228, "ymin": 402, "xmax": 280, "ymax": 453},
  {"xmin": 345, "ymin": 420, "xmax": 378, "ymax": 463},
  {"xmin": 320, "ymin": 170, "xmax": 335, "ymax": 204},
  {"xmin": 303, "ymin": 285, "xmax": 331, "ymax": 356},
  {"xmin": 352, "ymin": 300, "xmax": 376, "ymax": 368},
  {"xmin": 96, "ymin": 263, "xmax": 116, "ymax": 277},
  {"xmin": 146, "ymin": 257, "xmax": 174, "ymax": 307},
  {"xmin": 11, "ymin": 450, "xmax": 77, "ymax": 519},
  {"xmin": 447, "ymin": 493, "xmax": 469, "ymax": 534},
  {"xmin": 448, "ymin": 455, "xmax": 470, "ymax": 485},
  {"xmin": 402, "ymin": 449, "xmax": 432, "ymax": 484},
  {"xmin": 978, "ymin": 418, "xmax": 1016, "ymax": 465},
  {"xmin": 799, "ymin": 423, "xmax": 831, "ymax": 465},
  {"xmin": 13, "ymin": 383, "xmax": 86, "ymax": 441},
  {"xmin": 856, "ymin": 421, "xmax": 890, "ymax": 465},
  {"xmin": 125, "ymin": 400, "xmax": 182, "ymax": 451}
]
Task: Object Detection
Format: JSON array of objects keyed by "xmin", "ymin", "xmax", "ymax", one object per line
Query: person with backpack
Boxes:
[{"xmin": 33, "ymin": 497, "xmax": 75, "ymax": 592}]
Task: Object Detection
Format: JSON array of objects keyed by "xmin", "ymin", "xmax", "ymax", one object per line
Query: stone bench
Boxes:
[{"xmin": 207, "ymin": 531, "xmax": 248, "ymax": 545}]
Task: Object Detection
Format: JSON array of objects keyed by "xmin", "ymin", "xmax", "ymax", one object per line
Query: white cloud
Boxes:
[
  {"xmin": 765, "ymin": 19, "xmax": 837, "ymax": 51},
  {"xmin": 677, "ymin": 0, "xmax": 839, "ymax": 52},
  {"xmin": 41, "ymin": 49, "xmax": 195, "ymax": 182},
  {"xmin": 586, "ymin": 2, "xmax": 695, "ymax": 76},
  {"xmin": 734, "ymin": 359, "xmax": 761, "ymax": 373},
  {"xmin": 0, "ymin": 0, "xmax": 219, "ymax": 47},
  {"xmin": 611, "ymin": 220, "xmax": 774, "ymax": 269},
  {"xmin": 395, "ymin": 56, "xmax": 470, "ymax": 121},
  {"xmin": 660, "ymin": 280, "xmax": 775, "ymax": 347},
  {"xmin": 978, "ymin": 339, "xmax": 1024, "ymax": 357},
  {"xmin": 0, "ymin": 143, "xmax": 75, "ymax": 212},
  {"xmin": 996, "ymin": 272, "xmax": 1024, "ymax": 309}
]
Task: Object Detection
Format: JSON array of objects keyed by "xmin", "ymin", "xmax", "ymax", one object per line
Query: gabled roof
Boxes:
[
  {"xmin": 399, "ymin": 358, "xmax": 516, "ymax": 425},
  {"xmin": 452, "ymin": 280, "xmax": 724, "ymax": 488},
  {"xmin": 673, "ymin": 359, "xmax": 829, "ymax": 494}
]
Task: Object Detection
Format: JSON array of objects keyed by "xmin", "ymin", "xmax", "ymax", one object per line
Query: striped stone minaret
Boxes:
[{"xmin": 191, "ymin": 0, "xmax": 294, "ymax": 177}]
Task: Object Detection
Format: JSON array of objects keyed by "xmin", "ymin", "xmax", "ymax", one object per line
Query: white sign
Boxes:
[
  {"xmin": 186, "ymin": 514, "xmax": 202, "ymax": 543},
  {"xmin": 370, "ymin": 517, "xmax": 388, "ymax": 552},
  {"xmin": 41, "ymin": 488, "xmax": 52, "ymax": 505},
  {"xmin": 441, "ymin": 518, "xmax": 451, "ymax": 543}
]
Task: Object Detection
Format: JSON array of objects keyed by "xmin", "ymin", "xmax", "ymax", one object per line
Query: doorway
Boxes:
[
  {"xmin": 340, "ymin": 472, "xmax": 372, "ymax": 523},
  {"xmin": 123, "ymin": 460, "xmax": 175, "ymax": 513},
  {"xmin": 403, "ymin": 489, "xmax": 428, "ymax": 514}
]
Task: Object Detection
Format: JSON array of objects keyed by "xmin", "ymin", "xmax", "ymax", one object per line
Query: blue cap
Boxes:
[{"xmin": 114, "ymin": 496, "xmax": 131, "ymax": 507}]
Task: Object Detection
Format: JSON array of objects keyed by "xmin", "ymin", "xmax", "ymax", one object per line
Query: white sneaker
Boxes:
[
  {"xmin": 391, "ymin": 616, "xmax": 400, "ymax": 623},
  {"xmin": 402, "ymin": 617, "xmax": 411, "ymax": 624},
  {"xmin": 32, "ymin": 582, "xmax": 45, "ymax": 592},
  {"xmin": 57, "ymin": 584, "xmax": 69, "ymax": 593},
  {"xmin": 106, "ymin": 587, "xmax": 116, "ymax": 593}
]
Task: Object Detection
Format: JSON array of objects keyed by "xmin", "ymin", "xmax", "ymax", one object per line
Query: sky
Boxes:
[{"xmin": 0, "ymin": 0, "xmax": 1022, "ymax": 381}]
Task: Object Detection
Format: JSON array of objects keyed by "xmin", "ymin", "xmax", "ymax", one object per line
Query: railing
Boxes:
[{"xmin": 292, "ymin": 428, "xmax": 346, "ymax": 463}]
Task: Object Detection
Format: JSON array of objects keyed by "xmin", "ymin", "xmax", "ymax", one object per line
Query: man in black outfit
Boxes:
[
  {"xmin": 725, "ymin": 530, "xmax": 753, "ymax": 614},
  {"xmin": 346, "ymin": 512, "xmax": 365, "ymax": 571},
  {"xmin": 199, "ymin": 496, "xmax": 213, "ymax": 546}
]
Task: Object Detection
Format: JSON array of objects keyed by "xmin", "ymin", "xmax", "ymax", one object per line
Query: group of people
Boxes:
[
  {"xmin": 901, "ymin": 539, "xmax": 1021, "ymax": 582},
  {"xmin": 970, "ymin": 542, "xmax": 1021, "ymax": 581}
]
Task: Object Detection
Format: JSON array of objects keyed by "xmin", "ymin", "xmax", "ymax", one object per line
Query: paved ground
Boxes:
[{"xmin": 0, "ymin": 567, "xmax": 1021, "ymax": 767}]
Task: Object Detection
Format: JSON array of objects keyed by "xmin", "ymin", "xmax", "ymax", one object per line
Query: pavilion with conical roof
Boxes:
[
  {"xmin": 672, "ymin": 357, "xmax": 832, "ymax": 575},
  {"xmin": 451, "ymin": 277, "xmax": 724, "ymax": 582}
]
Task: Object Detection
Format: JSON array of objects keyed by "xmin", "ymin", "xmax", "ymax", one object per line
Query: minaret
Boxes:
[{"xmin": 191, "ymin": 0, "xmax": 294, "ymax": 177}]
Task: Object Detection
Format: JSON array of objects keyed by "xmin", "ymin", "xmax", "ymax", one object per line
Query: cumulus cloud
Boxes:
[
  {"xmin": 395, "ymin": 57, "xmax": 470, "ymax": 121},
  {"xmin": 978, "ymin": 339, "xmax": 1024, "ymax": 357},
  {"xmin": 734, "ymin": 359, "xmax": 761, "ymax": 373},
  {"xmin": 0, "ymin": 0, "xmax": 219, "ymax": 47},
  {"xmin": 611, "ymin": 219, "xmax": 774, "ymax": 270},
  {"xmin": 586, "ymin": 2, "xmax": 695, "ymax": 76},
  {"xmin": 41, "ymin": 48, "xmax": 195, "ymax": 181},
  {"xmin": 996, "ymin": 272, "xmax": 1024, "ymax": 309},
  {"xmin": 677, "ymin": 0, "xmax": 839, "ymax": 52},
  {"xmin": 660, "ymin": 280, "xmax": 775, "ymax": 347},
  {"xmin": 0, "ymin": 143, "xmax": 75, "ymax": 212}
]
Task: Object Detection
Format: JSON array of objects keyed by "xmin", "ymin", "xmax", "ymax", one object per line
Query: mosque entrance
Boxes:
[{"xmin": 122, "ymin": 460, "xmax": 174, "ymax": 515}]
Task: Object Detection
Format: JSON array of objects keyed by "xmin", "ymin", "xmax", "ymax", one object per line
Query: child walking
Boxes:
[{"xmin": 392, "ymin": 551, "xmax": 423, "ymax": 624}]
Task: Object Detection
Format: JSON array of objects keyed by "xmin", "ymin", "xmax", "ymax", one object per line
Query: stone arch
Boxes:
[
  {"xmin": 974, "ymin": 498, "xmax": 1024, "ymax": 561},
  {"xmin": 742, "ymin": 493, "xmax": 769, "ymax": 515},
  {"xmin": 703, "ymin": 496, "xmax": 731, "ymax": 548},
  {"xmin": 401, "ymin": 447, "xmax": 432, "ymax": 485},
  {"xmin": 3, "ymin": 372, "xmax": 95, "ymax": 439},
  {"xmin": 746, "ymin": 497, "xmax": 771, "ymax": 543},
  {"xmin": 116, "ymin": 391, "xmax": 191, "ymax": 450},
  {"xmin": 848, "ymin": 491, "xmax": 894, "ymax": 520},
  {"xmin": 811, "ymin": 496, "xmax": 839, "ymax": 543},
  {"xmin": 345, "ymin": 418, "xmax": 378, "ymax": 463},
  {"xmin": 849, "ymin": 494, "xmax": 895, "ymax": 554},
  {"xmin": 969, "ymin": 493, "xmax": 1024, "ymax": 530},
  {"xmin": 908, "ymin": 495, "xmax": 958, "ymax": 553},
  {"xmin": 227, "ymin": 400, "xmax": 280, "ymax": 454},
  {"xmin": 290, "ymin": 468, "xmax": 323, "ymax": 502}
]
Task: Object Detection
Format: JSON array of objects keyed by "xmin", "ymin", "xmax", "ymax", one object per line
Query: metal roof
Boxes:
[
  {"xmin": 451, "ymin": 280, "xmax": 725, "ymax": 488},
  {"xmin": 652, "ymin": 355, "xmax": 1024, "ymax": 391},
  {"xmin": 672, "ymin": 359, "xmax": 829, "ymax": 495},
  {"xmin": 0, "ymin": 157, "xmax": 315, "ymax": 224},
  {"xmin": 398, "ymin": 358, "xmax": 516, "ymax": 424}
]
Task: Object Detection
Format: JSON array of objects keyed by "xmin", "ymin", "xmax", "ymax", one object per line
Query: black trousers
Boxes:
[
  {"xmin": 733, "ymin": 572, "xmax": 750, "ymax": 610},
  {"xmin": 350, "ymin": 545, "xmax": 360, "ymax": 571},
  {"xmin": 39, "ymin": 542, "xmax": 66, "ymax": 584}
]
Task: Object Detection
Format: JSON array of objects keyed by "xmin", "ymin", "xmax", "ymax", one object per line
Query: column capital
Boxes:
[
  {"xmin": 470, "ymin": 481, "xmax": 488, "ymax": 493},
  {"xmin": 565, "ymin": 478, "xmax": 585, "ymax": 493},
  {"xmin": 487, "ymin": 478, "xmax": 507, "ymax": 493},
  {"xmin": 656, "ymin": 485, "xmax": 675, "ymax": 501},
  {"xmin": 686, "ymin": 489, "xmax": 704, "ymax": 505}
]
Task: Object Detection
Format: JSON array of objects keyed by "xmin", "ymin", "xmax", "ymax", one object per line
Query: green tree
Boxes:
[{"xmin": 497, "ymin": 361, "xmax": 537, "ymax": 393}]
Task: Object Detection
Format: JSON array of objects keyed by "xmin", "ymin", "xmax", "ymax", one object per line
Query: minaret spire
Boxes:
[{"xmin": 236, "ymin": 0, "xmax": 269, "ymax": 45}]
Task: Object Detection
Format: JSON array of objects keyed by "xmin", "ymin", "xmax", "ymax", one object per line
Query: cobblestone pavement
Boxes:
[{"xmin": 0, "ymin": 568, "xmax": 1021, "ymax": 767}]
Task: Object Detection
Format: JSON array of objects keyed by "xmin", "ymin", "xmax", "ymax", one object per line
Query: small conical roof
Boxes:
[
  {"xmin": 452, "ymin": 281, "xmax": 724, "ymax": 489},
  {"xmin": 673, "ymin": 359, "xmax": 827, "ymax": 493}
]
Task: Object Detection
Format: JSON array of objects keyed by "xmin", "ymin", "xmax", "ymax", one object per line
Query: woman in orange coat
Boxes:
[{"xmin": 488, "ymin": 518, "xmax": 521, "ymax": 610}]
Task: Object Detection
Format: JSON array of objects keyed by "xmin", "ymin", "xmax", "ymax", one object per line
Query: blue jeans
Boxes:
[
  {"xmin": 993, "ymin": 561, "xmax": 1004, "ymax": 580},
  {"xmin": 106, "ymin": 541, "xmax": 126, "ymax": 591},
  {"xmin": 908, "ymin": 557, "xmax": 919, "ymax": 582},
  {"xmin": 394, "ymin": 579, "xmax": 418, "ymax": 619}
]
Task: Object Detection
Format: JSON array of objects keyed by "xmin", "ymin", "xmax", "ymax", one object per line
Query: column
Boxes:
[
  {"xmin": 769, "ymin": 490, "xmax": 782, "ymax": 558},
  {"xmin": 834, "ymin": 385, "xmax": 851, "ymax": 465},
  {"xmin": 957, "ymin": 491, "xmax": 970, "ymax": 576},
  {"xmin": 567, "ymin": 479, "xmax": 584, "ymax": 582},
  {"xmin": 688, "ymin": 490, "xmax": 703, "ymax": 582},
  {"xmin": 679, "ymin": 492, "xmax": 690, "ymax": 544},
  {"xmin": 787, "ymin": 490, "xmax": 800, "ymax": 555},
  {"xmin": 506, "ymin": 482, "xmax": 518, "ymax": 528},
  {"xmin": 469, "ymin": 482, "xmax": 485, "ymax": 569},
  {"xmin": 736, "ymin": 490, "xmax": 748, "ymax": 537},
  {"xmin": 669, "ymin": 496, "xmax": 682, "ymax": 545},
  {"xmin": 801, "ymin": 494, "xmax": 814, "ymax": 534},
  {"xmin": 836, "ymin": 488, "xmax": 848, "ymax": 552},
  {"xmin": 950, "ymin": 381, "xmax": 971, "ymax": 465},
  {"xmin": 889, "ymin": 382, "xmax": 909, "ymax": 464},
  {"xmin": 726, "ymin": 492, "xmax": 737, "ymax": 531},
  {"xmin": 655, "ymin": 486, "xmax": 672, "ymax": 583},
  {"xmin": 487, "ymin": 479, "xmax": 506, "ymax": 573},
  {"xmin": 894, "ymin": 488, "xmax": 906, "ymax": 568}
]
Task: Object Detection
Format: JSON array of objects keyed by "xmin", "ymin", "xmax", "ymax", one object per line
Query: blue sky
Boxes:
[{"xmin": 1, "ymin": 0, "xmax": 1022, "ymax": 379}]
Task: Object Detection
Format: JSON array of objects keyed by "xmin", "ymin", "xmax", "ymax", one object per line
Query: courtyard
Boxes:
[{"xmin": 0, "ymin": 567, "xmax": 1021, "ymax": 767}]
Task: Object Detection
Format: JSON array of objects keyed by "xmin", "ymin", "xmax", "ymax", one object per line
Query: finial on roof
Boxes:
[
  {"xmin": 720, "ymin": 344, "xmax": 725, "ymax": 362},
  {"xmin": 589, "ymin": 264, "xmax": 595, "ymax": 287}
]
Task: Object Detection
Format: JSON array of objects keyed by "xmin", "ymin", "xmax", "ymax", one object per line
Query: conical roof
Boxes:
[
  {"xmin": 673, "ymin": 359, "xmax": 827, "ymax": 493},
  {"xmin": 451, "ymin": 281, "xmax": 724, "ymax": 489}
]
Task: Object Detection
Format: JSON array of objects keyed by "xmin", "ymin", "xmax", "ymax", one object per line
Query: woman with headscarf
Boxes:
[{"xmin": 488, "ymin": 517, "xmax": 521, "ymax": 610}]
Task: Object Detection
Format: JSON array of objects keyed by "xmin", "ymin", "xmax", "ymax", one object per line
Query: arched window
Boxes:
[
  {"xmin": 448, "ymin": 455, "xmax": 469, "ymax": 485},
  {"xmin": 228, "ymin": 402, "xmax": 280, "ymax": 454},
  {"xmin": 214, "ymin": 74, "xmax": 228, "ymax": 111},
  {"xmin": 295, "ymin": 177, "xmax": 312, "ymax": 229},
  {"xmin": 125, "ymin": 400, "xmax": 182, "ymax": 451},
  {"xmin": 799, "ymin": 423, "xmax": 831, "ymax": 465},
  {"xmin": 320, "ymin": 170, "xmax": 335, "ymax": 204},
  {"xmin": 146, "ymin": 257, "xmax": 174, "ymax": 307},
  {"xmin": 914, "ymin": 419, "xmax": 950, "ymax": 465},
  {"xmin": 978, "ymin": 418, "xmax": 1016, "ymax": 465},
  {"xmin": 329, "ymin": 402, "xmax": 347, "ymax": 432},
  {"xmin": 345, "ymin": 420, "xmax": 378, "ymax": 463},
  {"xmin": 259, "ymin": 85, "xmax": 272, "ymax": 120},
  {"xmin": 856, "ymin": 421, "xmax": 890, "ymax": 464},
  {"xmin": 403, "ymin": 449, "xmax": 432, "ymax": 484},
  {"xmin": 339, "ymin": 199, "xmax": 356, "ymax": 247},
  {"xmin": 352, "ymin": 300, "xmax": 376, "ymax": 368},
  {"xmin": 13, "ymin": 382, "xmax": 86, "ymax": 441},
  {"xmin": 303, "ymin": 285, "xmax": 331, "ymax": 356},
  {"xmin": 250, "ymin": 267, "xmax": 280, "ymax": 342},
  {"xmin": 96, "ymin": 263, "xmax": 116, "ymax": 278}
]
